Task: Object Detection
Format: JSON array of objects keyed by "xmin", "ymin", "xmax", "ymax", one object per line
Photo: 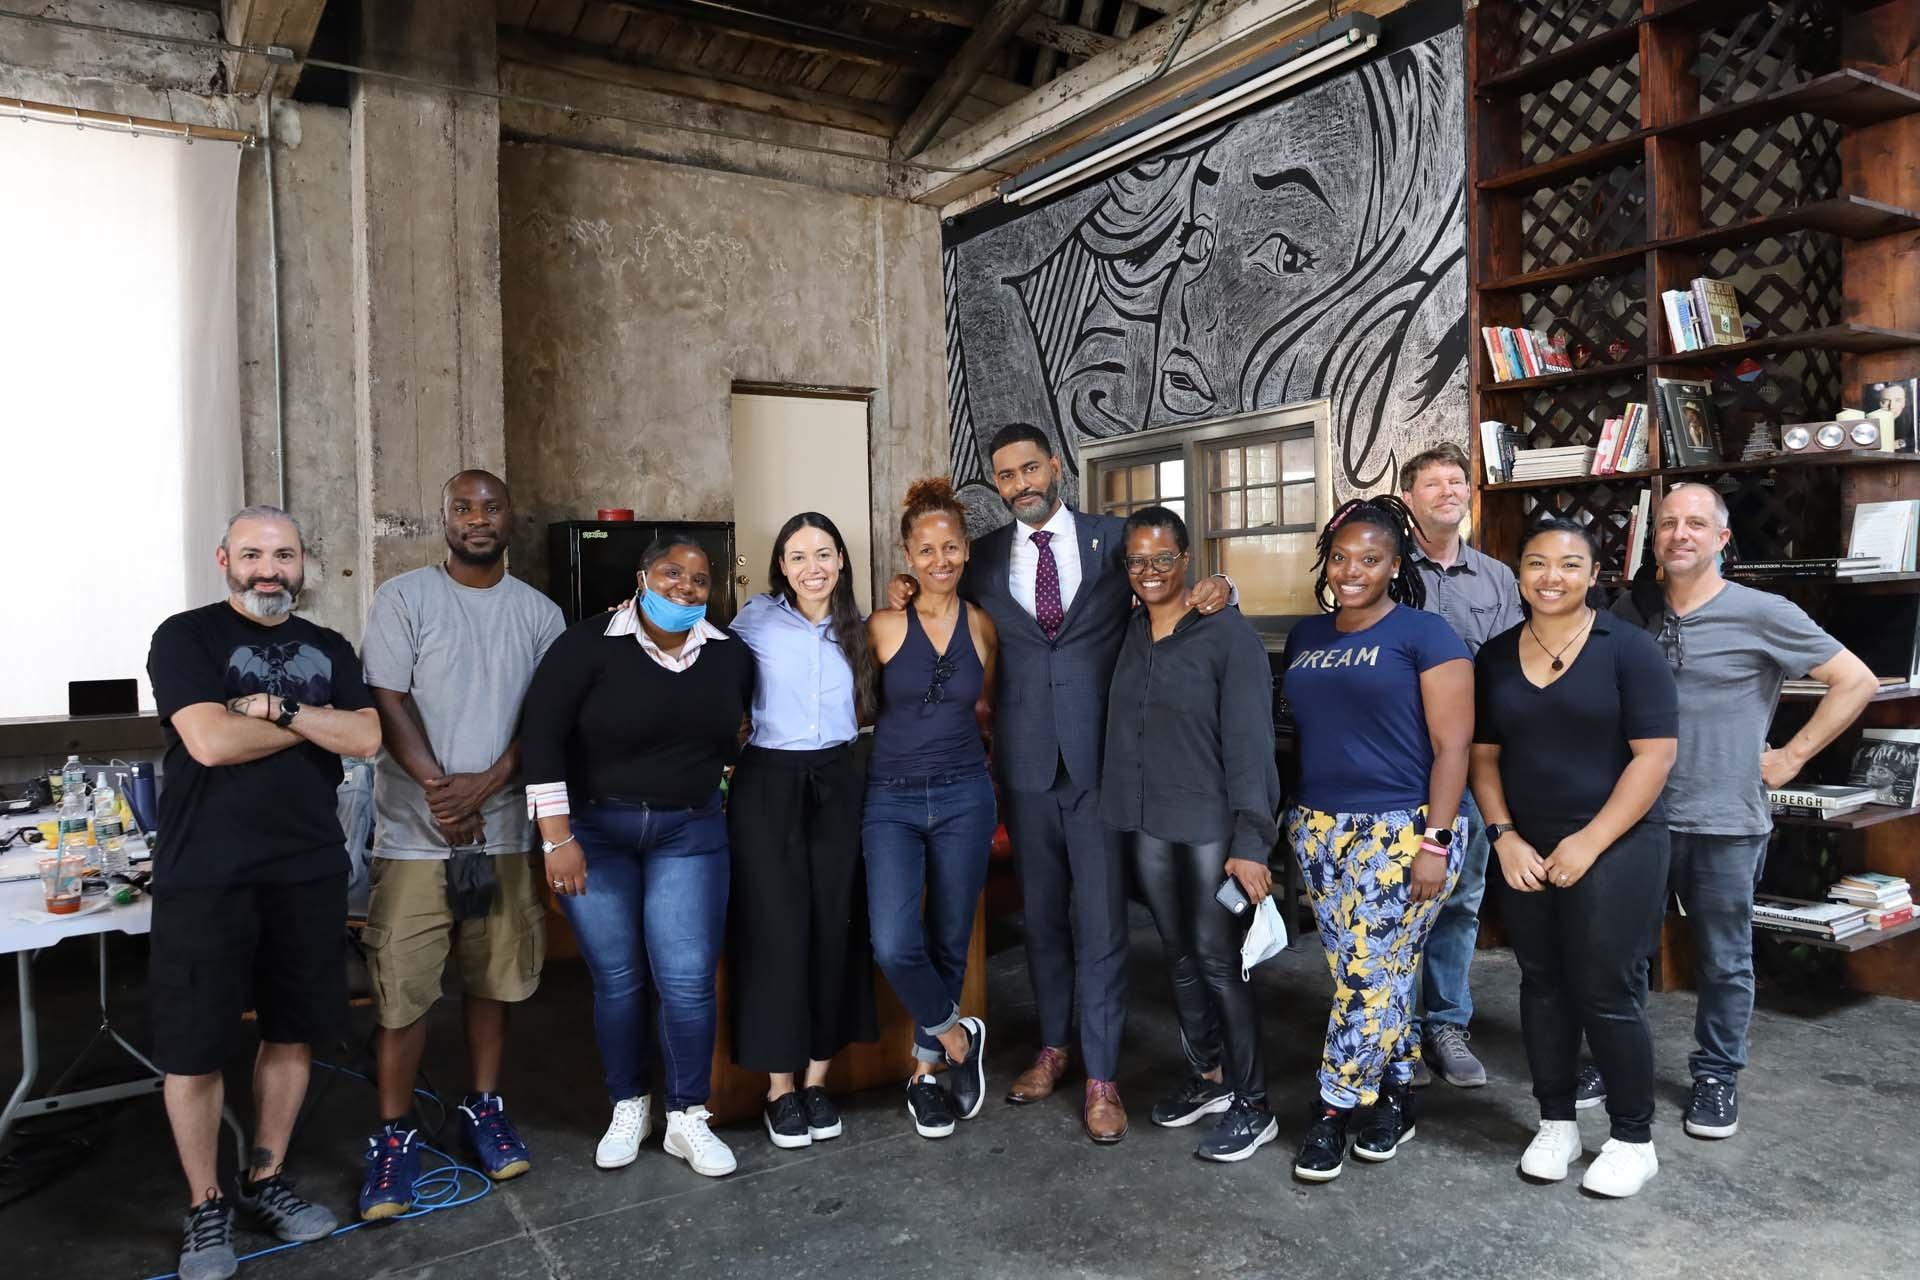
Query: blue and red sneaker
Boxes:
[
  {"xmin": 358, "ymin": 1122, "xmax": 419, "ymax": 1221},
  {"xmin": 460, "ymin": 1093, "xmax": 533, "ymax": 1181}
]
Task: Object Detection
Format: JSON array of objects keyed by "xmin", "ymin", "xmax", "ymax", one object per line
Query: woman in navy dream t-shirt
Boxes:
[{"xmin": 1280, "ymin": 495, "xmax": 1473, "ymax": 1184}]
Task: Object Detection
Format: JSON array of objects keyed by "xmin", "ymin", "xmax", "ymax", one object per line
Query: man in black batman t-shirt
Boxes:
[{"xmin": 145, "ymin": 505, "xmax": 381, "ymax": 1280}]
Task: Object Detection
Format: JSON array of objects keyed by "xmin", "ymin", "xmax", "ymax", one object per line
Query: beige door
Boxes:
[{"xmin": 730, "ymin": 391, "xmax": 873, "ymax": 612}]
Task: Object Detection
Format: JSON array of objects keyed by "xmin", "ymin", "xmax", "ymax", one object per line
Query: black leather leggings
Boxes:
[{"xmin": 1128, "ymin": 833, "xmax": 1267, "ymax": 1102}]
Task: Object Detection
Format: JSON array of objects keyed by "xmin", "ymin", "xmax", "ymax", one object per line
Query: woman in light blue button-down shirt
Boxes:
[{"xmin": 726, "ymin": 511, "xmax": 879, "ymax": 1149}]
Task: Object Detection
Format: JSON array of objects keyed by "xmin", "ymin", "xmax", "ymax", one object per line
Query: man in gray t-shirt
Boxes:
[
  {"xmin": 354, "ymin": 470, "xmax": 565, "ymax": 1210},
  {"xmin": 1608, "ymin": 483, "xmax": 1876, "ymax": 1140}
]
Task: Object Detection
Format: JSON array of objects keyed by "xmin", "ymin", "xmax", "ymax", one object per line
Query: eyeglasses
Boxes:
[
  {"xmin": 1124, "ymin": 552, "xmax": 1187, "ymax": 574},
  {"xmin": 1656, "ymin": 611, "xmax": 1684, "ymax": 671},
  {"xmin": 923, "ymin": 652, "xmax": 959, "ymax": 706}
]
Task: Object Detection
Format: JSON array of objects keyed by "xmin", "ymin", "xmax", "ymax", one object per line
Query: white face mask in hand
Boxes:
[{"xmin": 1240, "ymin": 896, "xmax": 1289, "ymax": 980}]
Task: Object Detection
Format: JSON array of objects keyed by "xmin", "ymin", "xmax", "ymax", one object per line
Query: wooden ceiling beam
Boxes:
[
  {"xmin": 894, "ymin": 0, "xmax": 1044, "ymax": 157},
  {"xmin": 500, "ymin": 28, "xmax": 905, "ymax": 136},
  {"xmin": 607, "ymin": 0, "xmax": 945, "ymax": 73},
  {"xmin": 221, "ymin": 0, "xmax": 327, "ymax": 95},
  {"xmin": 858, "ymin": 0, "xmax": 1119, "ymax": 57}
]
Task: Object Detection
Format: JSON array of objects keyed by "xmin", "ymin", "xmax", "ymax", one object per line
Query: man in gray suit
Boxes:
[{"xmin": 942, "ymin": 423, "xmax": 1231, "ymax": 1143}]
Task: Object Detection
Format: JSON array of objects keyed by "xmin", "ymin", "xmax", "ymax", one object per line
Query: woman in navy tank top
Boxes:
[{"xmin": 863, "ymin": 477, "xmax": 999, "ymax": 1140}]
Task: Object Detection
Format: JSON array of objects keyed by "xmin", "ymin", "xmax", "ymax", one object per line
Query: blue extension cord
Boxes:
[{"xmin": 140, "ymin": 1061, "xmax": 495, "ymax": 1280}]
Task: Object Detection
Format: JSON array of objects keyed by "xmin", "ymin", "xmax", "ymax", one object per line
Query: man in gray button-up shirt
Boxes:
[{"xmin": 1400, "ymin": 443, "xmax": 1522, "ymax": 1090}]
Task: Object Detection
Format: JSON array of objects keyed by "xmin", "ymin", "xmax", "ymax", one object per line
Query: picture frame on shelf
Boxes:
[
  {"xmin": 1864, "ymin": 377, "xmax": 1919, "ymax": 454},
  {"xmin": 1655, "ymin": 378, "xmax": 1724, "ymax": 467}
]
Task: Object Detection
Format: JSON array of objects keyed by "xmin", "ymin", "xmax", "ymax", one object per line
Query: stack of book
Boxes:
[
  {"xmin": 1481, "ymin": 327, "xmax": 1573, "ymax": 382},
  {"xmin": 1767, "ymin": 783, "xmax": 1878, "ymax": 820},
  {"xmin": 1827, "ymin": 872, "xmax": 1914, "ymax": 931},
  {"xmin": 1728, "ymin": 555, "xmax": 1883, "ymax": 581},
  {"xmin": 1661, "ymin": 276, "xmax": 1747, "ymax": 351},
  {"xmin": 1783, "ymin": 676, "xmax": 1911, "ymax": 696},
  {"xmin": 1590, "ymin": 403, "xmax": 1651, "ymax": 475},
  {"xmin": 1477, "ymin": 420, "xmax": 1531, "ymax": 484},
  {"xmin": 1753, "ymin": 895, "xmax": 1870, "ymax": 942},
  {"xmin": 1509, "ymin": 446, "xmax": 1598, "ymax": 481}
]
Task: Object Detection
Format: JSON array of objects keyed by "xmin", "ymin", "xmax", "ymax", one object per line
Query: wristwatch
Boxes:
[
  {"xmin": 1422, "ymin": 826, "xmax": 1455, "ymax": 849},
  {"xmin": 1487, "ymin": 822, "xmax": 1516, "ymax": 842},
  {"xmin": 274, "ymin": 698, "xmax": 302, "ymax": 729}
]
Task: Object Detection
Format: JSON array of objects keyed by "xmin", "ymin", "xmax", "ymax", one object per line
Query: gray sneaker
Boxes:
[
  {"xmin": 238, "ymin": 1174, "xmax": 338, "ymax": 1242},
  {"xmin": 1425, "ymin": 1024, "xmax": 1487, "ymax": 1088},
  {"xmin": 178, "ymin": 1196, "xmax": 237, "ymax": 1280}
]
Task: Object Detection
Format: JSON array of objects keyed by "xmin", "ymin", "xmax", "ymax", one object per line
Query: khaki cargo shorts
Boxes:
[{"xmin": 362, "ymin": 851, "xmax": 547, "ymax": 1028}]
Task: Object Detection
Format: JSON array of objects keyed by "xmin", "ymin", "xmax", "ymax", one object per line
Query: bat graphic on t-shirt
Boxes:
[{"xmin": 226, "ymin": 641, "xmax": 336, "ymax": 706}]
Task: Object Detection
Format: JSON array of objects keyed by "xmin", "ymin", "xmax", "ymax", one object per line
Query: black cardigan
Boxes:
[{"xmin": 521, "ymin": 616, "xmax": 755, "ymax": 810}]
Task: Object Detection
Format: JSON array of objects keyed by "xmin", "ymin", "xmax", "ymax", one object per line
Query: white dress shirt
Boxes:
[{"xmin": 1009, "ymin": 502, "xmax": 1084, "ymax": 620}]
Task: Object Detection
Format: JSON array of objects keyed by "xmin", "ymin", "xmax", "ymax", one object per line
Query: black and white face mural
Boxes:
[{"xmin": 944, "ymin": 16, "xmax": 1466, "ymax": 528}]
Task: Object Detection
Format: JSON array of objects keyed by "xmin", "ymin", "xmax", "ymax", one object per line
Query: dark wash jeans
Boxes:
[
  {"xmin": 862, "ymin": 768, "xmax": 997, "ymax": 1064},
  {"xmin": 562, "ymin": 792, "xmax": 729, "ymax": 1111}
]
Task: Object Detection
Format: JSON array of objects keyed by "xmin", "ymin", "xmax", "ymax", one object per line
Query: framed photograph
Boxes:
[
  {"xmin": 1656, "ymin": 378, "xmax": 1723, "ymax": 467},
  {"xmin": 1863, "ymin": 376, "xmax": 1920, "ymax": 454}
]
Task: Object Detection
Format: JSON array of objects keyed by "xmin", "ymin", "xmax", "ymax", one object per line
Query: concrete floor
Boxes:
[{"xmin": 4, "ymin": 911, "xmax": 1917, "ymax": 1280}]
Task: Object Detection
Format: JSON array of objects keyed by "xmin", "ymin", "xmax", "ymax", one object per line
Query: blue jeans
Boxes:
[
  {"xmin": 862, "ymin": 769, "xmax": 997, "ymax": 1064},
  {"xmin": 561, "ymin": 794, "xmax": 729, "ymax": 1111},
  {"xmin": 1668, "ymin": 831, "xmax": 1770, "ymax": 1080},
  {"xmin": 1418, "ymin": 792, "xmax": 1487, "ymax": 1035}
]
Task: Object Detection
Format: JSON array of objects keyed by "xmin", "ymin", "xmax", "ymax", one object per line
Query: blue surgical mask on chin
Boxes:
[{"xmin": 639, "ymin": 588, "xmax": 707, "ymax": 633}]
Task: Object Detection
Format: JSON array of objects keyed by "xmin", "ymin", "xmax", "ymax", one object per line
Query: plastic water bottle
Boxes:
[
  {"xmin": 93, "ymin": 772, "xmax": 128, "ymax": 876},
  {"xmin": 57, "ymin": 787, "xmax": 92, "ymax": 865},
  {"xmin": 62, "ymin": 755, "xmax": 87, "ymax": 804}
]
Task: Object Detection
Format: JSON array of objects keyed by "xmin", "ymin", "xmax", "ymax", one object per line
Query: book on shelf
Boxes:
[
  {"xmin": 1726, "ymin": 556, "xmax": 1882, "ymax": 579},
  {"xmin": 1829, "ymin": 884, "xmax": 1912, "ymax": 909},
  {"xmin": 1767, "ymin": 784, "xmax": 1878, "ymax": 816},
  {"xmin": 1847, "ymin": 499, "xmax": 1920, "ymax": 574},
  {"xmin": 1832, "ymin": 871, "xmax": 1911, "ymax": 900},
  {"xmin": 1654, "ymin": 378, "xmax": 1724, "ymax": 468},
  {"xmin": 1862, "ymin": 376, "xmax": 1918, "ymax": 455},
  {"xmin": 1848, "ymin": 729, "xmax": 1920, "ymax": 808},
  {"xmin": 1510, "ymin": 446, "xmax": 1598, "ymax": 480},
  {"xmin": 1867, "ymin": 904, "xmax": 1915, "ymax": 930},
  {"xmin": 1662, "ymin": 278, "xmax": 1746, "ymax": 352},
  {"xmin": 1478, "ymin": 421, "xmax": 1529, "ymax": 484},
  {"xmin": 1591, "ymin": 403, "xmax": 1650, "ymax": 475},
  {"xmin": 1624, "ymin": 488, "xmax": 1652, "ymax": 580},
  {"xmin": 1753, "ymin": 895, "xmax": 1870, "ymax": 940},
  {"xmin": 1481, "ymin": 327, "xmax": 1571, "ymax": 383}
]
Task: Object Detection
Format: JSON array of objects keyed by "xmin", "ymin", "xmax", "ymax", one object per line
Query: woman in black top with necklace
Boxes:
[
  {"xmin": 1470, "ymin": 518, "xmax": 1676, "ymax": 1200},
  {"xmin": 1101, "ymin": 507, "xmax": 1280, "ymax": 1163}
]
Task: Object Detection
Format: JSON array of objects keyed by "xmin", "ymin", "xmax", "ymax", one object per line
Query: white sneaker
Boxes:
[
  {"xmin": 665, "ymin": 1106, "xmax": 738, "ymax": 1178},
  {"xmin": 1581, "ymin": 1137, "xmax": 1658, "ymax": 1198},
  {"xmin": 596, "ymin": 1096, "xmax": 651, "ymax": 1169},
  {"xmin": 1518, "ymin": 1119, "xmax": 1583, "ymax": 1182}
]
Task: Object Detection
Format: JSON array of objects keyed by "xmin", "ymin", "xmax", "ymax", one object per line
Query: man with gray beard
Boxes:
[{"xmin": 145, "ymin": 505, "xmax": 381, "ymax": 1280}]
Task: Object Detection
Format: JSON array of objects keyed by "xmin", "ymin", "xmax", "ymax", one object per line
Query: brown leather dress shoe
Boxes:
[
  {"xmin": 1005, "ymin": 1047, "xmax": 1069, "ymax": 1105},
  {"xmin": 1083, "ymin": 1079, "xmax": 1128, "ymax": 1144}
]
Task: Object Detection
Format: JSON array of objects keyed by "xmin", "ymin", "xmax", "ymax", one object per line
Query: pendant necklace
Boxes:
[{"xmin": 1528, "ymin": 608, "xmax": 1594, "ymax": 672}]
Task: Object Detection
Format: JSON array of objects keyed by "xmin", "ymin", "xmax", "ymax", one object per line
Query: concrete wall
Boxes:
[{"xmin": 497, "ymin": 128, "xmax": 948, "ymax": 602}]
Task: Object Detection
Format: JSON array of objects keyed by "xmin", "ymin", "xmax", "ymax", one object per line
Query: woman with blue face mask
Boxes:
[{"xmin": 521, "ymin": 532, "xmax": 756, "ymax": 1181}]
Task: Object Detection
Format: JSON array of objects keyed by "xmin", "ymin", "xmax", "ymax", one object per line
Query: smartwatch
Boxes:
[
  {"xmin": 1422, "ymin": 826, "xmax": 1455, "ymax": 849},
  {"xmin": 1487, "ymin": 822, "xmax": 1516, "ymax": 842},
  {"xmin": 274, "ymin": 698, "xmax": 302, "ymax": 729}
]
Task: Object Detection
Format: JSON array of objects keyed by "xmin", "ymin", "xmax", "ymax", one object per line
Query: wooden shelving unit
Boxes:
[{"xmin": 1466, "ymin": 0, "xmax": 1920, "ymax": 1000}]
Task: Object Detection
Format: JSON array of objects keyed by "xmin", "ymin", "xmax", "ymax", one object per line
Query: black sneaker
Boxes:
[
  {"xmin": 177, "ymin": 1195, "xmax": 237, "ymax": 1280},
  {"xmin": 1151, "ymin": 1073, "xmax": 1234, "ymax": 1128},
  {"xmin": 765, "ymin": 1092, "xmax": 812, "ymax": 1150},
  {"xmin": 945, "ymin": 1016, "xmax": 987, "ymax": 1121},
  {"xmin": 1194, "ymin": 1096, "xmax": 1278, "ymax": 1163},
  {"xmin": 238, "ymin": 1172, "xmax": 337, "ymax": 1242},
  {"xmin": 1353, "ymin": 1080, "xmax": 1417, "ymax": 1162},
  {"xmin": 1575, "ymin": 1064, "xmax": 1606, "ymax": 1110},
  {"xmin": 1684, "ymin": 1075, "xmax": 1739, "ymax": 1139},
  {"xmin": 801, "ymin": 1085, "xmax": 843, "ymax": 1141},
  {"xmin": 1292, "ymin": 1104, "xmax": 1352, "ymax": 1182},
  {"xmin": 906, "ymin": 1074, "xmax": 956, "ymax": 1139}
]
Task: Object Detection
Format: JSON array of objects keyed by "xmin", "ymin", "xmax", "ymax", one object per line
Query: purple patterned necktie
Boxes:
[{"xmin": 1031, "ymin": 529, "xmax": 1064, "ymax": 640}]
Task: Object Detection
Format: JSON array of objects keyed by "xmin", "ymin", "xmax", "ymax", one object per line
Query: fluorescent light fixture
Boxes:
[{"xmin": 999, "ymin": 13, "xmax": 1382, "ymax": 207}]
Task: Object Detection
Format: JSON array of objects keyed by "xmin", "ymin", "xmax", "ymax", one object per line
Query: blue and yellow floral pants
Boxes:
[{"xmin": 1286, "ymin": 804, "xmax": 1464, "ymax": 1109}]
